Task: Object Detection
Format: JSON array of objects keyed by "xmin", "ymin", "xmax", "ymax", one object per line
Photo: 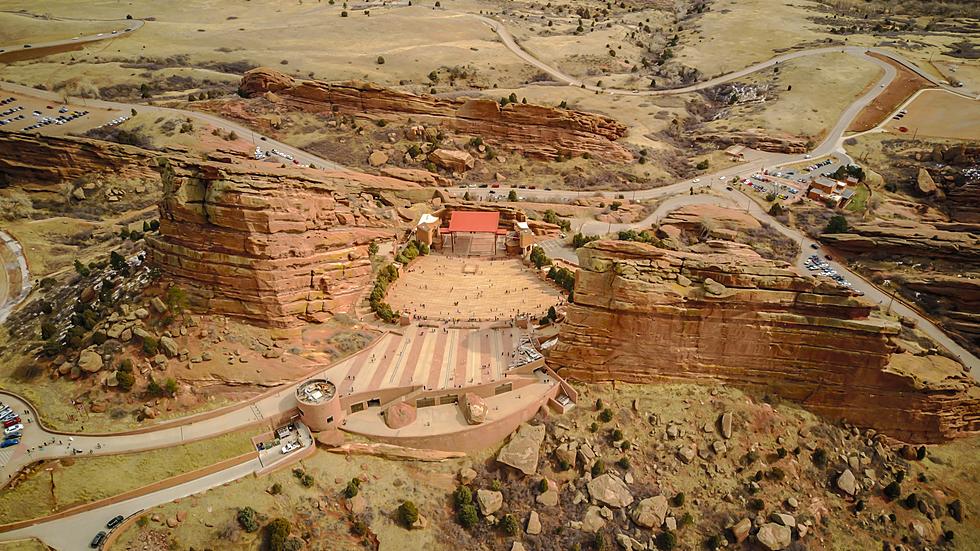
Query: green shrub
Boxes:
[
  {"xmin": 747, "ymin": 498, "xmax": 765, "ymax": 511},
  {"xmin": 499, "ymin": 513, "xmax": 519, "ymax": 535},
  {"xmin": 301, "ymin": 473, "xmax": 315, "ymax": 488},
  {"xmin": 351, "ymin": 518, "xmax": 368, "ymax": 536},
  {"xmin": 695, "ymin": 159, "xmax": 709, "ymax": 170},
  {"xmin": 589, "ymin": 422, "xmax": 599, "ymax": 433},
  {"xmin": 457, "ymin": 503, "xmax": 478, "ymax": 528},
  {"xmin": 671, "ymin": 492, "xmax": 685, "ymax": 507},
  {"xmin": 143, "ymin": 336, "xmax": 159, "ymax": 356},
  {"xmin": 617, "ymin": 456, "xmax": 630, "ymax": 470},
  {"xmin": 236, "ymin": 507, "xmax": 260, "ymax": 532},
  {"xmin": 655, "ymin": 531, "xmax": 676, "ymax": 550},
  {"xmin": 811, "ymin": 448, "xmax": 828, "ymax": 467},
  {"xmin": 265, "ymin": 518, "xmax": 291, "ymax": 551},
  {"xmin": 42, "ymin": 338, "xmax": 62, "ymax": 357},
  {"xmin": 591, "ymin": 461, "xmax": 605, "ymax": 476},
  {"xmin": 40, "ymin": 321, "xmax": 57, "ymax": 340},
  {"xmin": 679, "ymin": 512, "xmax": 693, "ymax": 527},
  {"xmin": 598, "ymin": 408, "xmax": 614, "ymax": 423},
  {"xmin": 344, "ymin": 478, "xmax": 360, "ymax": 498},
  {"xmin": 490, "ymin": 479, "xmax": 502, "ymax": 491},
  {"xmin": 538, "ymin": 478, "xmax": 549, "ymax": 493},
  {"xmin": 883, "ymin": 481, "xmax": 902, "ymax": 500},
  {"xmin": 397, "ymin": 500, "xmax": 419, "ymax": 527},
  {"xmin": 453, "ymin": 485, "xmax": 472, "ymax": 508},
  {"xmin": 270, "ymin": 482, "xmax": 282, "ymax": 495},
  {"xmin": 610, "ymin": 428, "xmax": 623, "ymax": 441},
  {"xmin": 823, "ymin": 215, "xmax": 848, "ymax": 235},
  {"xmin": 116, "ymin": 369, "xmax": 135, "ymax": 392}
]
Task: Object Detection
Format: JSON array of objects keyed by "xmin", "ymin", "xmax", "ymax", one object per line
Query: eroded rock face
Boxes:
[
  {"xmin": 146, "ymin": 157, "xmax": 414, "ymax": 327},
  {"xmin": 0, "ymin": 132, "xmax": 158, "ymax": 189},
  {"xmin": 691, "ymin": 128, "xmax": 809, "ymax": 154},
  {"xmin": 549, "ymin": 240, "xmax": 980, "ymax": 443},
  {"xmin": 821, "ymin": 221, "xmax": 980, "ymax": 261},
  {"xmin": 238, "ymin": 68, "xmax": 632, "ymax": 162}
]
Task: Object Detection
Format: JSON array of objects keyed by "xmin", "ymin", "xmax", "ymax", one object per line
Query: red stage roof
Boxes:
[{"xmin": 447, "ymin": 211, "xmax": 500, "ymax": 233}]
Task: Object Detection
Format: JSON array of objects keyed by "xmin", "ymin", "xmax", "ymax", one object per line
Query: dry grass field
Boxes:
[
  {"xmin": 883, "ymin": 89, "xmax": 980, "ymax": 141},
  {"xmin": 0, "ymin": 427, "xmax": 255, "ymax": 524}
]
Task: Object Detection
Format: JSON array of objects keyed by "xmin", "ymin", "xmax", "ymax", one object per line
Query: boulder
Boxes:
[
  {"xmin": 526, "ymin": 510, "xmax": 541, "ymax": 535},
  {"xmin": 429, "ymin": 149, "xmax": 475, "ymax": 172},
  {"xmin": 586, "ymin": 474, "xmax": 633, "ymax": 508},
  {"xmin": 159, "ymin": 336, "xmax": 179, "ymax": 358},
  {"xmin": 459, "ymin": 467, "xmax": 478, "ymax": 485},
  {"xmin": 676, "ymin": 445, "xmax": 696, "ymax": 464},
  {"xmin": 384, "ymin": 402, "xmax": 417, "ymax": 429},
  {"xmin": 757, "ymin": 522, "xmax": 792, "ymax": 550},
  {"xmin": 497, "ymin": 423, "xmax": 546, "ymax": 475},
  {"xmin": 477, "ymin": 489, "xmax": 503, "ymax": 515},
  {"xmin": 150, "ymin": 297, "xmax": 168, "ymax": 314},
  {"xmin": 631, "ymin": 495, "xmax": 669, "ymax": 528},
  {"xmin": 581, "ymin": 505, "xmax": 606, "ymax": 532},
  {"xmin": 730, "ymin": 518, "xmax": 752, "ymax": 543},
  {"xmin": 837, "ymin": 469, "xmax": 858, "ymax": 496},
  {"xmin": 720, "ymin": 411, "xmax": 733, "ymax": 439},
  {"xmin": 510, "ymin": 543, "xmax": 526, "ymax": 551},
  {"xmin": 555, "ymin": 442, "xmax": 578, "ymax": 467},
  {"xmin": 770, "ymin": 513, "xmax": 796, "ymax": 527},
  {"xmin": 77, "ymin": 348, "xmax": 104, "ymax": 373},
  {"xmin": 368, "ymin": 150, "xmax": 389, "ymax": 167},
  {"xmin": 916, "ymin": 168, "xmax": 938, "ymax": 196},
  {"xmin": 460, "ymin": 393, "xmax": 488, "ymax": 425},
  {"xmin": 410, "ymin": 513, "xmax": 428, "ymax": 530}
]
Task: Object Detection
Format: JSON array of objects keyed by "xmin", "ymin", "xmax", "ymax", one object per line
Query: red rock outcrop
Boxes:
[
  {"xmin": 691, "ymin": 128, "xmax": 809, "ymax": 154},
  {"xmin": 0, "ymin": 131, "xmax": 158, "ymax": 190},
  {"xmin": 822, "ymin": 221, "xmax": 980, "ymax": 261},
  {"xmin": 549, "ymin": 239, "xmax": 980, "ymax": 443},
  {"xmin": 146, "ymin": 158, "xmax": 420, "ymax": 327},
  {"xmin": 238, "ymin": 68, "xmax": 631, "ymax": 162}
]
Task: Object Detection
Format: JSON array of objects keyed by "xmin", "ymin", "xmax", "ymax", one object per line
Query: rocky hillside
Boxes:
[
  {"xmin": 548, "ymin": 239, "xmax": 980, "ymax": 443},
  {"xmin": 237, "ymin": 68, "xmax": 632, "ymax": 162},
  {"xmin": 146, "ymin": 157, "xmax": 419, "ymax": 328}
]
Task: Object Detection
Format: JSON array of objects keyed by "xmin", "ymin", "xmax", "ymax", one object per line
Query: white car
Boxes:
[
  {"xmin": 281, "ymin": 441, "xmax": 301, "ymax": 455},
  {"xmin": 692, "ymin": 178, "xmax": 700, "ymax": 183},
  {"xmin": 719, "ymin": 176, "xmax": 727, "ymax": 180},
  {"xmin": 4, "ymin": 423, "xmax": 23, "ymax": 436}
]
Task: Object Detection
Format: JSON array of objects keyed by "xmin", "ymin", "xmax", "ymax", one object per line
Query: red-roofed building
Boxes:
[{"xmin": 441, "ymin": 211, "xmax": 506, "ymax": 255}]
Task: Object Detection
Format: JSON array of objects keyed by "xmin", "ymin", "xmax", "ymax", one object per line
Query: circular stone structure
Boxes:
[{"xmin": 296, "ymin": 379, "xmax": 344, "ymax": 432}]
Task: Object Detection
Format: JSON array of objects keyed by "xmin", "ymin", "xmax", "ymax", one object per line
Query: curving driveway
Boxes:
[
  {"xmin": 0, "ymin": 16, "xmax": 144, "ymax": 54},
  {"xmin": 0, "ymin": 230, "xmax": 30, "ymax": 324}
]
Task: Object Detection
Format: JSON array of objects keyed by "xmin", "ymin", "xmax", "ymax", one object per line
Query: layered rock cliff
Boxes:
[
  {"xmin": 549, "ymin": 239, "xmax": 980, "ymax": 443},
  {"xmin": 238, "ymin": 68, "xmax": 632, "ymax": 162},
  {"xmin": 0, "ymin": 131, "xmax": 158, "ymax": 190},
  {"xmin": 821, "ymin": 221, "xmax": 980, "ymax": 261},
  {"xmin": 146, "ymin": 158, "xmax": 419, "ymax": 327}
]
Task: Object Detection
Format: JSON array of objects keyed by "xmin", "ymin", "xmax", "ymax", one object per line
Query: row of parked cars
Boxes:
[
  {"xmin": 803, "ymin": 158, "xmax": 834, "ymax": 173},
  {"xmin": 1, "ymin": 402, "xmax": 22, "ymax": 448},
  {"xmin": 23, "ymin": 108, "xmax": 91, "ymax": 131},
  {"xmin": 92, "ymin": 113, "xmax": 127, "ymax": 130},
  {"xmin": 90, "ymin": 515, "xmax": 125, "ymax": 548},
  {"xmin": 805, "ymin": 253, "xmax": 860, "ymax": 293}
]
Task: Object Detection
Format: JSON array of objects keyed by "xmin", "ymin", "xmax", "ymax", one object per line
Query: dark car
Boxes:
[
  {"xmin": 810, "ymin": 243, "xmax": 819, "ymax": 249},
  {"xmin": 23, "ymin": 44, "xmax": 31, "ymax": 48},
  {"xmin": 0, "ymin": 438, "xmax": 19, "ymax": 448},
  {"xmin": 824, "ymin": 255, "xmax": 832, "ymax": 260},
  {"xmin": 90, "ymin": 531, "xmax": 107, "ymax": 548},
  {"xmin": 106, "ymin": 515, "xmax": 124, "ymax": 529}
]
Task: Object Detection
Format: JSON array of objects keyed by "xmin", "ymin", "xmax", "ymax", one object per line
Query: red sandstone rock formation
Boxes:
[
  {"xmin": 146, "ymin": 157, "xmax": 420, "ymax": 327},
  {"xmin": 821, "ymin": 221, "xmax": 980, "ymax": 261},
  {"xmin": 0, "ymin": 131, "xmax": 159, "ymax": 190},
  {"xmin": 549, "ymin": 239, "xmax": 980, "ymax": 443},
  {"xmin": 691, "ymin": 128, "xmax": 809, "ymax": 154},
  {"xmin": 238, "ymin": 68, "xmax": 632, "ymax": 162}
]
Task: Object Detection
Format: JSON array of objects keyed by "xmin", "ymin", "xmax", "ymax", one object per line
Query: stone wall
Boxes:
[
  {"xmin": 238, "ymin": 68, "xmax": 632, "ymax": 162},
  {"xmin": 146, "ymin": 158, "xmax": 417, "ymax": 327},
  {"xmin": 549, "ymin": 239, "xmax": 980, "ymax": 443}
]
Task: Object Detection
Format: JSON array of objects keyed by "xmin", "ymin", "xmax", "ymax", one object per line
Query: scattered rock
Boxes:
[
  {"xmin": 837, "ymin": 469, "xmax": 858, "ymax": 496},
  {"xmin": 526, "ymin": 510, "xmax": 541, "ymax": 535},
  {"xmin": 459, "ymin": 467, "xmax": 477, "ymax": 485},
  {"xmin": 166, "ymin": 517, "xmax": 179, "ymax": 528},
  {"xmin": 631, "ymin": 495, "xmax": 668, "ymax": 528},
  {"xmin": 150, "ymin": 297, "xmax": 168, "ymax": 314},
  {"xmin": 770, "ymin": 513, "xmax": 796, "ymax": 527},
  {"xmin": 587, "ymin": 474, "xmax": 634, "ymax": 508},
  {"xmin": 720, "ymin": 411, "xmax": 733, "ymax": 439},
  {"xmin": 159, "ymin": 336, "xmax": 179, "ymax": 358},
  {"xmin": 77, "ymin": 348, "xmax": 104, "ymax": 373},
  {"xmin": 581, "ymin": 505, "xmax": 606, "ymax": 532},
  {"xmin": 477, "ymin": 489, "xmax": 503, "ymax": 516},
  {"xmin": 757, "ymin": 522, "xmax": 792, "ymax": 550},
  {"xmin": 497, "ymin": 423, "xmax": 546, "ymax": 475},
  {"xmin": 730, "ymin": 518, "xmax": 751, "ymax": 543},
  {"xmin": 410, "ymin": 513, "xmax": 428, "ymax": 530},
  {"xmin": 676, "ymin": 444, "xmax": 696, "ymax": 464},
  {"xmin": 368, "ymin": 150, "xmax": 389, "ymax": 167},
  {"xmin": 510, "ymin": 543, "xmax": 526, "ymax": 551}
]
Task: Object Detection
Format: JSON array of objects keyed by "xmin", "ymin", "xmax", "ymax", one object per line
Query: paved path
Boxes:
[{"xmin": 0, "ymin": 230, "xmax": 30, "ymax": 324}]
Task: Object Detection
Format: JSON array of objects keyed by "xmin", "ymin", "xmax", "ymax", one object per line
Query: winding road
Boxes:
[{"xmin": 0, "ymin": 11, "xmax": 977, "ymax": 549}]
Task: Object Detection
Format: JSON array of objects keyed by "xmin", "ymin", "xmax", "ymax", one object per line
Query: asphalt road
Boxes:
[
  {"xmin": 0, "ymin": 17, "xmax": 144, "ymax": 54},
  {"xmin": 0, "ymin": 230, "xmax": 30, "ymax": 324}
]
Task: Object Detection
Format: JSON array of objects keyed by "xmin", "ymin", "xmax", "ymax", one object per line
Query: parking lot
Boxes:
[
  {"xmin": 254, "ymin": 421, "xmax": 312, "ymax": 468},
  {"xmin": 804, "ymin": 252, "xmax": 861, "ymax": 293},
  {"xmin": 0, "ymin": 92, "xmax": 124, "ymax": 136},
  {"xmin": 1, "ymin": 398, "xmax": 25, "ymax": 468}
]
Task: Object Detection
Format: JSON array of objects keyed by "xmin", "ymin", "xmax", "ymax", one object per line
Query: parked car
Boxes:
[
  {"xmin": 106, "ymin": 515, "xmax": 125, "ymax": 529},
  {"xmin": 3, "ymin": 417, "xmax": 21, "ymax": 427},
  {"xmin": 281, "ymin": 441, "xmax": 301, "ymax": 455},
  {"xmin": 810, "ymin": 243, "xmax": 819, "ymax": 249},
  {"xmin": 0, "ymin": 438, "xmax": 20, "ymax": 449},
  {"xmin": 4, "ymin": 423, "xmax": 24, "ymax": 436}
]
